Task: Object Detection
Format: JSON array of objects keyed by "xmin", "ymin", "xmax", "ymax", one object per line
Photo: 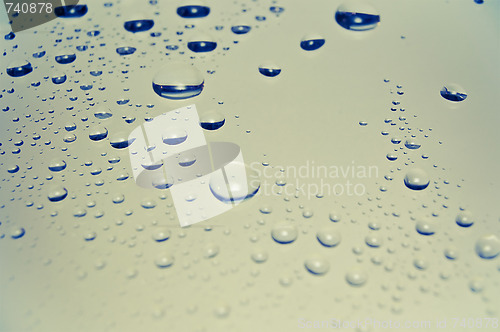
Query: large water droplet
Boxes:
[
  {"xmin": 110, "ymin": 132, "xmax": 135, "ymax": 149},
  {"xmin": 404, "ymin": 138, "xmax": 421, "ymax": 150},
  {"xmin": 6, "ymin": 60, "xmax": 33, "ymax": 77},
  {"xmin": 456, "ymin": 211, "xmax": 474, "ymax": 227},
  {"xmin": 440, "ymin": 84, "xmax": 467, "ymax": 102},
  {"xmin": 335, "ymin": 2, "xmax": 380, "ymax": 31},
  {"xmin": 304, "ymin": 257, "xmax": 330, "ymax": 275},
  {"xmin": 271, "ymin": 222, "xmax": 298, "ymax": 244},
  {"xmin": 258, "ymin": 63, "xmax": 281, "ymax": 77},
  {"xmin": 209, "ymin": 163, "xmax": 260, "ymax": 203},
  {"xmin": 47, "ymin": 186, "xmax": 68, "ymax": 202},
  {"xmin": 475, "ymin": 234, "xmax": 500, "ymax": 259},
  {"xmin": 316, "ymin": 229, "xmax": 341, "ymax": 247},
  {"xmin": 345, "ymin": 268, "xmax": 367, "ymax": 286},
  {"xmin": 404, "ymin": 168, "xmax": 430, "ymax": 190},
  {"xmin": 177, "ymin": 5, "xmax": 210, "ymax": 18},
  {"xmin": 200, "ymin": 111, "xmax": 225, "ymax": 130},
  {"xmin": 152, "ymin": 63, "xmax": 204, "ymax": 99}
]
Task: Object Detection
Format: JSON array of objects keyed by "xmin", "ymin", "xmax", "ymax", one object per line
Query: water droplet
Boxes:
[
  {"xmin": 300, "ymin": 35, "xmax": 325, "ymax": 51},
  {"xmin": 110, "ymin": 132, "xmax": 135, "ymax": 149},
  {"xmin": 404, "ymin": 138, "xmax": 421, "ymax": 150},
  {"xmin": 152, "ymin": 176, "xmax": 174, "ymax": 189},
  {"xmin": 6, "ymin": 60, "xmax": 33, "ymax": 77},
  {"xmin": 4, "ymin": 32, "xmax": 15, "ymax": 40},
  {"xmin": 152, "ymin": 63, "xmax": 204, "ymax": 99},
  {"xmin": 456, "ymin": 211, "xmax": 474, "ymax": 227},
  {"xmin": 89, "ymin": 126, "xmax": 108, "ymax": 141},
  {"xmin": 178, "ymin": 152, "xmax": 196, "ymax": 167},
  {"xmin": 116, "ymin": 47, "xmax": 137, "ymax": 56},
  {"xmin": 209, "ymin": 163, "xmax": 260, "ymax": 203},
  {"xmin": 112, "ymin": 194, "xmax": 125, "ymax": 204},
  {"xmin": 251, "ymin": 250, "xmax": 268, "ymax": 263},
  {"xmin": 404, "ymin": 168, "xmax": 430, "ymax": 190},
  {"xmin": 440, "ymin": 84, "xmax": 467, "ymax": 102},
  {"xmin": 329, "ymin": 211, "xmax": 342, "ymax": 222},
  {"xmin": 365, "ymin": 234, "xmax": 383, "ymax": 247},
  {"xmin": 47, "ymin": 186, "xmax": 68, "ymax": 202},
  {"xmin": 54, "ymin": 4, "xmax": 88, "ymax": 18},
  {"xmin": 55, "ymin": 53, "xmax": 76, "ymax": 64},
  {"xmin": 415, "ymin": 219, "xmax": 437, "ymax": 235},
  {"xmin": 187, "ymin": 35, "xmax": 217, "ymax": 52},
  {"xmin": 231, "ymin": 25, "xmax": 251, "ymax": 34},
  {"xmin": 155, "ymin": 254, "xmax": 174, "ymax": 268},
  {"xmin": 63, "ymin": 133, "xmax": 77, "ymax": 143},
  {"xmin": 204, "ymin": 244, "xmax": 219, "ymax": 258},
  {"xmin": 162, "ymin": 127, "xmax": 188, "ymax": 145},
  {"xmin": 271, "ymin": 222, "xmax": 298, "ymax": 244},
  {"xmin": 475, "ymin": 234, "xmax": 500, "ymax": 259},
  {"xmin": 94, "ymin": 107, "xmax": 113, "ymax": 119},
  {"xmin": 304, "ymin": 257, "xmax": 330, "ymax": 275},
  {"xmin": 413, "ymin": 257, "xmax": 428, "ymax": 270},
  {"xmin": 84, "ymin": 232, "xmax": 97, "ymax": 241},
  {"xmin": 177, "ymin": 5, "xmax": 210, "ymax": 18},
  {"xmin": 345, "ymin": 268, "xmax": 367, "ymax": 286},
  {"xmin": 213, "ymin": 305, "xmax": 230, "ymax": 318},
  {"xmin": 152, "ymin": 227, "xmax": 171, "ymax": 242},
  {"xmin": 11, "ymin": 227, "xmax": 25, "ymax": 239},
  {"xmin": 48, "ymin": 159, "xmax": 67, "ymax": 172},
  {"xmin": 52, "ymin": 73, "xmax": 67, "ymax": 84},
  {"xmin": 316, "ymin": 229, "xmax": 341, "ymax": 247},
  {"xmin": 335, "ymin": 2, "xmax": 380, "ymax": 31},
  {"xmin": 7, "ymin": 165, "xmax": 20, "ymax": 173},
  {"xmin": 258, "ymin": 63, "xmax": 281, "ymax": 77},
  {"xmin": 124, "ymin": 19, "xmax": 154, "ymax": 33},
  {"xmin": 33, "ymin": 51, "xmax": 46, "ymax": 58},
  {"xmin": 200, "ymin": 111, "xmax": 225, "ymax": 130},
  {"xmin": 469, "ymin": 279, "xmax": 484, "ymax": 293},
  {"xmin": 444, "ymin": 246, "xmax": 459, "ymax": 260}
]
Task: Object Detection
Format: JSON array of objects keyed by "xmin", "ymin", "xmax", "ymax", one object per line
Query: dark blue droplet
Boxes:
[
  {"xmin": 54, "ymin": 5, "xmax": 88, "ymax": 18},
  {"xmin": 124, "ymin": 19, "xmax": 155, "ymax": 33},
  {"xmin": 187, "ymin": 41, "xmax": 217, "ymax": 52},
  {"xmin": 177, "ymin": 5, "xmax": 210, "ymax": 18}
]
